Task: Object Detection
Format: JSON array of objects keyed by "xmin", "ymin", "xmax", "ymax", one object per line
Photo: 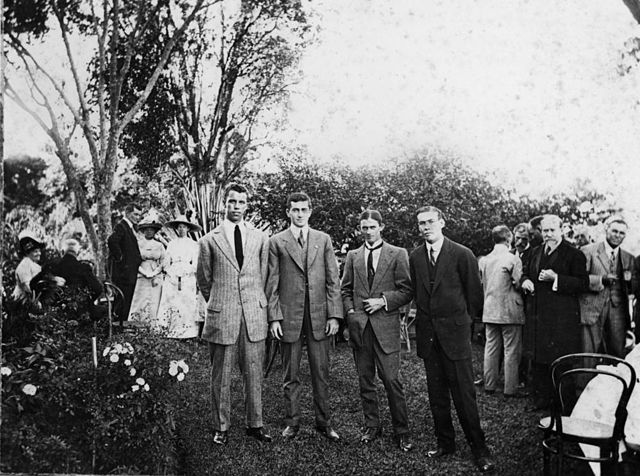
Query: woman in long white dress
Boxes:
[
  {"xmin": 156, "ymin": 215, "xmax": 202, "ymax": 338},
  {"xmin": 128, "ymin": 217, "xmax": 165, "ymax": 327},
  {"xmin": 12, "ymin": 232, "xmax": 45, "ymax": 302}
]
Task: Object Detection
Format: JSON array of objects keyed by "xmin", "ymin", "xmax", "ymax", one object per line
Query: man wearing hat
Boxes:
[{"xmin": 107, "ymin": 202, "xmax": 143, "ymax": 323}]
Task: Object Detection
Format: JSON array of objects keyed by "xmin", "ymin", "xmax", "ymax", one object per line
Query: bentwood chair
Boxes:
[{"xmin": 539, "ymin": 353, "xmax": 636, "ymax": 476}]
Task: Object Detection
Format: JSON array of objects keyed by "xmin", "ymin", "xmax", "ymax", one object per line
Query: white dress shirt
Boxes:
[
  {"xmin": 289, "ymin": 224, "xmax": 309, "ymax": 244},
  {"xmin": 426, "ymin": 237, "xmax": 444, "ymax": 263},
  {"xmin": 221, "ymin": 219, "xmax": 247, "ymax": 256},
  {"xmin": 365, "ymin": 239, "xmax": 383, "ymax": 271}
]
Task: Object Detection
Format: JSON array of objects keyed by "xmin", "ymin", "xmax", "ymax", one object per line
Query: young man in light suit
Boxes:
[
  {"xmin": 266, "ymin": 192, "xmax": 343, "ymax": 441},
  {"xmin": 196, "ymin": 183, "xmax": 272, "ymax": 446},
  {"xmin": 341, "ymin": 210, "xmax": 413, "ymax": 451}
]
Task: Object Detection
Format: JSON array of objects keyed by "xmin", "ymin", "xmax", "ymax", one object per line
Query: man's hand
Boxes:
[
  {"xmin": 270, "ymin": 321, "xmax": 283, "ymax": 340},
  {"xmin": 325, "ymin": 318, "xmax": 339, "ymax": 336},
  {"xmin": 363, "ymin": 298, "xmax": 385, "ymax": 314},
  {"xmin": 538, "ymin": 269, "xmax": 557, "ymax": 282},
  {"xmin": 602, "ymin": 274, "xmax": 617, "ymax": 287},
  {"xmin": 521, "ymin": 279, "xmax": 535, "ymax": 294}
]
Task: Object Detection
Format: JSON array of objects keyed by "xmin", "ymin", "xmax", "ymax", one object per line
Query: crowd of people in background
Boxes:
[{"xmin": 11, "ymin": 184, "xmax": 640, "ymax": 474}]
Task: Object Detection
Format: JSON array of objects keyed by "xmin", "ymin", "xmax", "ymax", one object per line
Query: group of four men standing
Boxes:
[{"xmin": 196, "ymin": 184, "xmax": 495, "ymax": 473}]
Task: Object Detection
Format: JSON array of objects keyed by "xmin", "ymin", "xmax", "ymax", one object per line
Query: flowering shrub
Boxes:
[{"xmin": 1, "ymin": 290, "xmax": 194, "ymax": 474}]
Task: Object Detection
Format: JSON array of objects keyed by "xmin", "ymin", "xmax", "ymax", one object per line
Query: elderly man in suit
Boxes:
[
  {"xmin": 409, "ymin": 206, "xmax": 495, "ymax": 472},
  {"xmin": 579, "ymin": 217, "xmax": 635, "ymax": 358},
  {"xmin": 196, "ymin": 183, "xmax": 272, "ymax": 445},
  {"xmin": 341, "ymin": 210, "xmax": 413, "ymax": 451},
  {"xmin": 266, "ymin": 192, "xmax": 343, "ymax": 441},
  {"xmin": 479, "ymin": 225, "xmax": 526, "ymax": 398},
  {"xmin": 108, "ymin": 202, "xmax": 143, "ymax": 322},
  {"xmin": 521, "ymin": 214, "xmax": 588, "ymax": 409}
]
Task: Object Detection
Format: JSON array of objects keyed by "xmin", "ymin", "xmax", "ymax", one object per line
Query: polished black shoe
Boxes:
[
  {"xmin": 282, "ymin": 425, "xmax": 300, "ymax": 439},
  {"xmin": 474, "ymin": 378, "xmax": 484, "ymax": 386},
  {"xmin": 475, "ymin": 455, "xmax": 496, "ymax": 472},
  {"xmin": 316, "ymin": 426, "xmax": 340, "ymax": 442},
  {"xmin": 395, "ymin": 434, "xmax": 413, "ymax": 452},
  {"xmin": 483, "ymin": 389, "xmax": 496, "ymax": 395},
  {"xmin": 246, "ymin": 426, "xmax": 272, "ymax": 443},
  {"xmin": 213, "ymin": 430, "xmax": 228, "ymax": 446},
  {"xmin": 504, "ymin": 390, "xmax": 530, "ymax": 399},
  {"xmin": 427, "ymin": 446, "xmax": 455, "ymax": 458},
  {"xmin": 360, "ymin": 427, "xmax": 382, "ymax": 443}
]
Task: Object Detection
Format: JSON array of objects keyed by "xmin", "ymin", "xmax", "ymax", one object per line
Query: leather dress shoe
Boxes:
[
  {"xmin": 475, "ymin": 454, "xmax": 496, "ymax": 472},
  {"xmin": 282, "ymin": 425, "xmax": 300, "ymax": 439},
  {"xmin": 316, "ymin": 426, "xmax": 340, "ymax": 442},
  {"xmin": 246, "ymin": 426, "xmax": 272, "ymax": 443},
  {"xmin": 213, "ymin": 430, "xmax": 228, "ymax": 445},
  {"xmin": 504, "ymin": 390, "xmax": 530, "ymax": 399},
  {"xmin": 427, "ymin": 446, "xmax": 455, "ymax": 458},
  {"xmin": 395, "ymin": 434, "xmax": 413, "ymax": 452},
  {"xmin": 360, "ymin": 427, "xmax": 382, "ymax": 443}
]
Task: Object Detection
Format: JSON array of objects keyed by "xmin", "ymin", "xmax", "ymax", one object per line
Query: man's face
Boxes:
[
  {"xmin": 225, "ymin": 191, "xmax": 248, "ymax": 223},
  {"xmin": 606, "ymin": 222, "xmax": 627, "ymax": 248},
  {"xmin": 287, "ymin": 200, "xmax": 311, "ymax": 228},
  {"xmin": 541, "ymin": 217, "xmax": 562, "ymax": 247},
  {"xmin": 514, "ymin": 230, "xmax": 530, "ymax": 253},
  {"xmin": 417, "ymin": 211, "xmax": 444, "ymax": 244},
  {"xmin": 127, "ymin": 207, "xmax": 143, "ymax": 224},
  {"xmin": 360, "ymin": 218, "xmax": 384, "ymax": 245}
]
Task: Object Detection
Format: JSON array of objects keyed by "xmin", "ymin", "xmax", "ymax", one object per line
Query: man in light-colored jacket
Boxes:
[{"xmin": 479, "ymin": 225, "xmax": 526, "ymax": 398}]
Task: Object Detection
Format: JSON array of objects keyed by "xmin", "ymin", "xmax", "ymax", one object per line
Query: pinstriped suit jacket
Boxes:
[{"xmin": 196, "ymin": 222, "xmax": 269, "ymax": 345}]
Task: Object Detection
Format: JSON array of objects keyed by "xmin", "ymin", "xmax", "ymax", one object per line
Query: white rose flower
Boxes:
[
  {"xmin": 131, "ymin": 384, "xmax": 140, "ymax": 392},
  {"xmin": 168, "ymin": 361, "xmax": 179, "ymax": 377},
  {"xmin": 114, "ymin": 343, "xmax": 124, "ymax": 354},
  {"xmin": 110, "ymin": 354, "xmax": 119, "ymax": 363},
  {"xmin": 177, "ymin": 373, "xmax": 185, "ymax": 382},
  {"xmin": 143, "ymin": 384, "xmax": 150, "ymax": 391},
  {"xmin": 22, "ymin": 384, "xmax": 38, "ymax": 396},
  {"xmin": 1, "ymin": 366, "xmax": 12, "ymax": 376},
  {"xmin": 124, "ymin": 359, "xmax": 132, "ymax": 367},
  {"xmin": 102, "ymin": 346, "xmax": 111, "ymax": 357},
  {"xmin": 178, "ymin": 360, "xmax": 189, "ymax": 374},
  {"xmin": 135, "ymin": 377, "xmax": 145, "ymax": 386},
  {"xmin": 129, "ymin": 368, "xmax": 136, "ymax": 376}
]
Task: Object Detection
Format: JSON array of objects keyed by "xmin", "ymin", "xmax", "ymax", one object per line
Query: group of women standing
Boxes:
[{"xmin": 127, "ymin": 215, "xmax": 203, "ymax": 339}]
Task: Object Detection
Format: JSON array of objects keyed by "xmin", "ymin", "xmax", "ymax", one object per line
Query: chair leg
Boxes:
[
  {"xmin": 543, "ymin": 445, "xmax": 551, "ymax": 476},
  {"xmin": 556, "ymin": 441, "xmax": 564, "ymax": 476},
  {"xmin": 601, "ymin": 445, "xmax": 616, "ymax": 476}
]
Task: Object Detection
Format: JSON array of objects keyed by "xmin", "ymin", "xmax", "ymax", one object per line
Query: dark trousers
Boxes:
[
  {"xmin": 353, "ymin": 321, "xmax": 409, "ymax": 435},
  {"xmin": 424, "ymin": 335, "xmax": 487, "ymax": 456},
  {"xmin": 115, "ymin": 280, "xmax": 135, "ymax": 323},
  {"xmin": 533, "ymin": 362, "xmax": 577, "ymax": 410},
  {"xmin": 281, "ymin": 306, "xmax": 331, "ymax": 428}
]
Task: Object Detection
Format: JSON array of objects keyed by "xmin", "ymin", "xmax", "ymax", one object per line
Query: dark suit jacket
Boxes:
[
  {"xmin": 107, "ymin": 220, "xmax": 142, "ymax": 284},
  {"xmin": 521, "ymin": 239, "xmax": 588, "ymax": 364},
  {"xmin": 50, "ymin": 254, "xmax": 103, "ymax": 300},
  {"xmin": 409, "ymin": 237, "xmax": 483, "ymax": 361},
  {"xmin": 341, "ymin": 242, "xmax": 412, "ymax": 354}
]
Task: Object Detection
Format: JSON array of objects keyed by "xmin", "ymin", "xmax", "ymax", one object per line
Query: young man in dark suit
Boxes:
[{"xmin": 409, "ymin": 206, "xmax": 495, "ymax": 473}]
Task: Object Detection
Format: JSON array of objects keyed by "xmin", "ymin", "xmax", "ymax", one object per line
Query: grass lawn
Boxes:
[{"xmin": 171, "ymin": 339, "xmax": 553, "ymax": 476}]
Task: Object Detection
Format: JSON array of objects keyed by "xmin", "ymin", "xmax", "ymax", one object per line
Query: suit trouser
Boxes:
[
  {"xmin": 354, "ymin": 321, "xmax": 409, "ymax": 434},
  {"xmin": 281, "ymin": 308, "xmax": 331, "ymax": 428},
  {"xmin": 582, "ymin": 302, "xmax": 627, "ymax": 358},
  {"xmin": 424, "ymin": 335, "xmax": 487, "ymax": 456},
  {"xmin": 115, "ymin": 280, "xmax": 135, "ymax": 322},
  {"xmin": 208, "ymin": 318, "xmax": 265, "ymax": 432},
  {"xmin": 483, "ymin": 323, "xmax": 522, "ymax": 395}
]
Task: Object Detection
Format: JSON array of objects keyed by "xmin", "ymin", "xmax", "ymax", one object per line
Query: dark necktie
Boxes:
[
  {"xmin": 367, "ymin": 242, "xmax": 383, "ymax": 288},
  {"xmin": 234, "ymin": 225, "xmax": 243, "ymax": 269},
  {"xmin": 298, "ymin": 231, "xmax": 305, "ymax": 248},
  {"xmin": 610, "ymin": 250, "xmax": 616, "ymax": 273},
  {"xmin": 429, "ymin": 247, "xmax": 437, "ymax": 266}
]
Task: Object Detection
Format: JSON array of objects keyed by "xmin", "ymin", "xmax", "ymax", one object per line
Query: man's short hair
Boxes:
[
  {"xmin": 287, "ymin": 192, "xmax": 312, "ymax": 209},
  {"xmin": 491, "ymin": 225, "xmax": 512, "ymax": 244},
  {"xmin": 224, "ymin": 183, "xmax": 249, "ymax": 201},
  {"xmin": 541, "ymin": 214, "xmax": 563, "ymax": 228},
  {"xmin": 416, "ymin": 205, "xmax": 444, "ymax": 220},
  {"xmin": 359, "ymin": 209, "xmax": 383, "ymax": 225},
  {"xmin": 62, "ymin": 238, "xmax": 80, "ymax": 255},
  {"xmin": 513, "ymin": 223, "xmax": 530, "ymax": 236},
  {"xmin": 605, "ymin": 216, "xmax": 628, "ymax": 229},
  {"xmin": 529, "ymin": 215, "xmax": 544, "ymax": 230},
  {"xmin": 124, "ymin": 202, "xmax": 142, "ymax": 213}
]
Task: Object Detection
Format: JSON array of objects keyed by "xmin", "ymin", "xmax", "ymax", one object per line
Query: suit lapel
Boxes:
[
  {"xmin": 243, "ymin": 225, "xmax": 259, "ymax": 267},
  {"xmin": 432, "ymin": 238, "xmax": 451, "ymax": 293},
  {"xmin": 212, "ymin": 226, "xmax": 239, "ymax": 272},
  {"xmin": 370, "ymin": 243, "xmax": 393, "ymax": 291},
  {"xmin": 415, "ymin": 243, "xmax": 432, "ymax": 295},
  {"xmin": 596, "ymin": 242, "xmax": 609, "ymax": 272},
  {"xmin": 354, "ymin": 246, "xmax": 368, "ymax": 289},
  {"xmin": 284, "ymin": 229, "xmax": 305, "ymax": 271},
  {"xmin": 307, "ymin": 229, "xmax": 321, "ymax": 269}
]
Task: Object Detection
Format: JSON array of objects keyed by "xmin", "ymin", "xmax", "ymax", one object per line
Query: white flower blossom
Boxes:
[
  {"xmin": 114, "ymin": 343, "xmax": 124, "ymax": 354},
  {"xmin": 125, "ymin": 343, "xmax": 134, "ymax": 353},
  {"xmin": 177, "ymin": 360, "xmax": 189, "ymax": 374},
  {"xmin": 1, "ymin": 366, "xmax": 12, "ymax": 376},
  {"xmin": 110, "ymin": 354, "xmax": 119, "ymax": 363},
  {"xmin": 129, "ymin": 367, "xmax": 136, "ymax": 377},
  {"xmin": 22, "ymin": 384, "xmax": 38, "ymax": 396},
  {"xmin": 168, "ymin": 361, "xmax": 179, "ymax": 377},
  {"xmin": 132, "ymin": 384, "xmax": 140, "ymax": 392},
  {"xmin": 103, "ymin": 346, "xmax": 111, "ymax": 357},
  {"xmin": 177, "ymin": 373, "xmax": 185, "ymax": 382},
  {"xmin": 135, "ymin": 377, "xmax": 145, "ymax": 386},
  {"xmin": 143, "ymin": 383, "xmax": 150, "ymax": 391},
  {"xmin": 124, "ymin": 359, "xmax": 132, "ymax": 367}
]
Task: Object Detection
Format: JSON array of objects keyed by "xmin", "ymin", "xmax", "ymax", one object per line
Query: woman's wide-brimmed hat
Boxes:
[
  {"xmin": 137, "ymin": 216, "xmax": 163, "ymax": 231},
  {"xmin": 166, "ymin": 215, "xmax": 202, "ymax": 232},
  {"xmin": 18, "ymin": 230, "xmax": 45, "ymax": 255}
]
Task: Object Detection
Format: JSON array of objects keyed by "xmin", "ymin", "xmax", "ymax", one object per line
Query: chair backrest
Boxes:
[{"xmin": 550, "ymin": 353, "xmax": 636, "ymax": 439}]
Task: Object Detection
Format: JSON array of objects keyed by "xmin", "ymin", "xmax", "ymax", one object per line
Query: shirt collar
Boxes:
[
  {"xmin": 494, "ymin": 243, "xmax": 510, "ymax": 253},
  {"xmin": 426, "ymin": 236, "xmax": 444, "ymax": 252},
  {"xmin": 365, "ymin": 239, "xmax": 383, "ymax": 250},
  {"xmin": 604, "ymin": 240, "xmax": 619, "ymax": 256},
  {"xmin": 123, "ymin": 217, "xmax": 135, "ymax": 230},
  {"xmin": 545, "ymin": 239, "xmax": 561, "ymax": 254},
  {"xmin": 290, "ymin": 224, "xmax": 309, "ymax": 238},
  {"xmin": 223, "ymin": 218, "xmax": 245, "ymax": 231}
]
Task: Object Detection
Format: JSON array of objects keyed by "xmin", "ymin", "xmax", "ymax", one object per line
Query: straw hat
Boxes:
[
  {"xmin": 137, "ymin": 216, "xmax": 163, "ymax": 231},
  {"xmin": 18, "ymin": 231, "xmax": 45, "ymax": 254},
  {"xmin": 166, "ymin": 214, "xmax": 202, "ymax": 232}
]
